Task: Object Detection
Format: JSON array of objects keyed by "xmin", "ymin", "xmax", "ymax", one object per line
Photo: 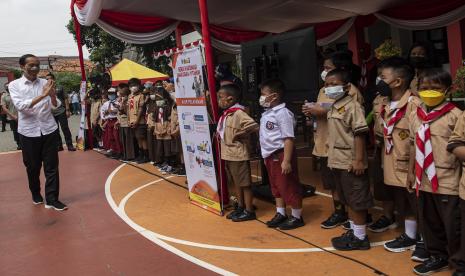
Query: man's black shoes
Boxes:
[
  {"xmin": 32, "ymin": 194, "xmax": 44, "ymax": 205},
  {"xmin": 45, "ymin": 201, "xmax": 68, "ymax": 211}
]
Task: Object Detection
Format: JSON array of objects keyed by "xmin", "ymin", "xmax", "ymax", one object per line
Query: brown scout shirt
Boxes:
[
  {"xmin": 128, "ymin": 93, "xmax": 146, "ymax": 125},
  {"xmin": 447, "ymin": 110, "xmax": 465, "ymax": 199},
  {"xmin": 313, "ymin": 84, "xmax": 364, "ymax": 157},
  {"xmin": 154, "ymin": 106, "xmax": 175, "ymax": 140},
  {"xmin": 221, "ymin": 110, "xmax": 259, "ymax": 162},
  {"xmin": 90, "ymin": 99, "xmax": 102, "ymax": 126},
  {"xmin": 327, "ymin": 94, "xmax": 369, "ymax": 170},
  {"xmin": 409, "ymin": 102, "xmax": 462, "ymax": 195},
  {"xmin": 375, "ymin": 92, "xmax": 420, "ymax": 187},
  {"xmin": 117, "ymin": 99, "xmax": 129, "ymax": 128},
  {"xmin": 170, "ymin": 106, "xmax": 180, "ymax": 137}
]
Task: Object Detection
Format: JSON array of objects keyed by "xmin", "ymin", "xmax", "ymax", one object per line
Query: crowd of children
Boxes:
[
  {"xmin": 89, "ymin": 78, "xmax": 186, "ymax": 176},
  {"xmin": 219, "ymin": 50, "xmax": 464, "ymax": 275}
]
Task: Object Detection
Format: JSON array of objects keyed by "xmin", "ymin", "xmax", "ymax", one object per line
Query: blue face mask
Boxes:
[{"xmin": 108, "ymin": 94, "xmax": 117, "ymax": 101}]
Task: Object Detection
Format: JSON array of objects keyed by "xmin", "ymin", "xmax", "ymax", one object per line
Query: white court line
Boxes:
[
  {"xmin": 106, "ymin": 165, "xmax": 391, "ymax": 257},
  {"xmin": 0, "ymin": 150, "xmax": 21, "ymax": 155},
  {"xmin": 105, "ymin": 163, "xmax": 237, "ymax": 276}
]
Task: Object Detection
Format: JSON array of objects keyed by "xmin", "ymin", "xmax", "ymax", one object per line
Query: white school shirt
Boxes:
[
  {"xmin": 259, "ymin": 103, "xmax": 295, "ymax": 158},
  {"xmin": 8, "ymin": 76, "xmax": 61, "ymax": 137},
  {"xmin": 100, "ymin": 100, "xmax": 119, "ymax": 120}
]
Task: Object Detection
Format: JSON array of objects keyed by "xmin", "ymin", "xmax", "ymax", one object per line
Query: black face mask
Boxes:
[
  {"xmin": 376, "ymin": 80, "xmax": 392, "ymax": 97},
  {"xmin": 410, "ymin": 56, "xmax": 428, "ymax": 69}
]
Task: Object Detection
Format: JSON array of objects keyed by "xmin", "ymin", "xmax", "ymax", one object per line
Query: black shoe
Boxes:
[
  {"xmin": 110, "ymin": 153, "xmax": 121, "ymax": 159},
  {"xmin": 412, "ymin": 240, "xmax": 430, "ymax": 263},
  {"xmin": 331, "ymin": 230, "xmax": 371, "ymax": 251},
  {"xmin": 266, "ymin": 213, "xmax": 288, "ymax": 228},
  {"xmin": 368, "ymin": 215, "xmax": 397, "ymax": 233},
  {"xmin": 58, "ymin": 146, "xmax": 64, "ymax": 152},
  {"xmin": 232, "ymin": 210, "xmax": 256, "ymax": 222},
  {"xmin": 176, "ymin": 168, "xmax": 186, "ymax": 177},
  {"xmin": 136, "ymin": 156, "xmax": 149, "ymax": 164},
  {"xmin": 342, "ymin": 214, "xmax": 373, "ymax": 230},
  {"xmin": 45, "ymin": 200, "xmax": 68, "ymax": 211},
  {"xmin": 226, "ymin": 206, "xmax": 243, "ymax": 220},
  {"xmin": 302, "ymin": 184, "xmax": 316, "ymax": 198},
  {"xmin": 453, "ymin": 271, "xmax": 465, "ymax": 276},
  {"xmin": 321, "ymin": 212, "xmax": 348, "ymax": 229},
  {"xmin": 32, "ymin": 194, "xmax": 44, "ymax": 205},
  {"xmin": 16, "ymin": 146, "xmax": 22, "ymax": 150},
  {"xmin": 413, "ymin": 256, "xmax": 448, "ymax": 275},
  {"xmin": 67, "ymin": 145, "xmax": 77, "ymax": 151},
  {"xmin": 278, "ymin": 216, "xmax": 305, "ymax": 230},
  {"xmin": 384, "ymin": 233, "xmax": 417, "ymax": 253}
]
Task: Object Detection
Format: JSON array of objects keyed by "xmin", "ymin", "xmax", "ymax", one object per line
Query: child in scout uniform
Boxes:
[
  {"xmin": 259, "ymin": 79, "xmax": 304, "ymax": 230},
  {"xmin": 90, "ymin": 89, "xmax": 103, "ymax": 149},
  {"xmin": 447, "ymin": 109, "xmax": 465, "ymax": 276},
  {"xmin": 325, "ymin": 69, "xmax": 374, "ymax": 251},
  {"xmin": 368, "ymin": 59, "xmax": 397, "ymax": 234},
  {"xmin": 116, "ymin": 84, "xmax": 135, "ymax": 161},
  {"xmin": 408, "ymin": 68, "xmax": 462, "ymax": 276},
  {"xmin": 217, "ymin": 84, "xmax": 259, "ymax": 222},
  {"xmin": 153, "ymin": 87, "xmax": 177, "ymax": 174},
  {"xmin": 169, "ymin": 101, "xmax": 185, "ymax": 176},
  {"xmin": 302, "ymin": 53, "xmax": 365, "ymax": 229},
  {"xmin": 100, "ymin": 88, "xmax": 122, "ymax": 159},
  {"xmin": 145, "ymin": 85, "xmax": 158, "ymax": 164},
  {"xmin": 374, "ymin": 59, "xmax": 423, "ymax": 254},
  {"xmin": 128, "ymin": 78, "xmax": 149, "ymax": 164}
]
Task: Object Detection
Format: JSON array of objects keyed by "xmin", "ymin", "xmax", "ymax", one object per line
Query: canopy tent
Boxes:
[
  {"xmin": 73, "ymin": 0, "xmax": 465, "ymax": 50},
  {"xmin": 108, "ymin": 58, "xmax": 169, "ymax": 86}
]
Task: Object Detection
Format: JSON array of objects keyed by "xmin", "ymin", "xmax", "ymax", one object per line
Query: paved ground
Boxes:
[
  {"xmin": 0, "ymin": 114, "xmax": 81, "ymax": 152},
  {"xmin": 0, "ymin": 150, "xmax": 213, "ymax": 276}
]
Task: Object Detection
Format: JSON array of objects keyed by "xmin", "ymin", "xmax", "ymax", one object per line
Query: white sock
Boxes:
[
  {"xmin": 405, "ymin": 219, "xmax": 417, "ymax": 240},
  {"xmin": 291, "ymin": 208, "xmax": 302, "ymax": 219},
  {"xmin": 353, "ymin": 224, "xmax": 367, "ymax": 240},
  {"xmin": 349, "ymin": 220, "xmax": 354, "ymax": 230},
  {"xmin": 277, "ymin": 207, "xmax": 286, "ymax": 216}
]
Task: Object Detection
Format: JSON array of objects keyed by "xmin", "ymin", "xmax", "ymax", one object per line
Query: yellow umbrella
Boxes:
[{"xmin": 109, "ymin": 58, "xmax": 169, "ymax": 86}]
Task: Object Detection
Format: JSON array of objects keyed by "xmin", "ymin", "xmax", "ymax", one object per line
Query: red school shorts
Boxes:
[{"xmin": 264, "ymin": 149, "xmax": 303, "ymax": 207}]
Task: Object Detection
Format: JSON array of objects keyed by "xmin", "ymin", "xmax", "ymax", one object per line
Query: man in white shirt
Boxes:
[{"xmin": 8, "ymin": 54, "xmax": 68, "ymax": 211}]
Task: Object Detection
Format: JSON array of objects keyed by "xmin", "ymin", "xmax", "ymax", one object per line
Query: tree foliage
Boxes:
[
  {"xmin": 66, "ymin": 18, "xmax": 176, "ymax": 75},
  {"xmin": 56, "ymin": 72, "xmax": 82, "ymax": 93}
]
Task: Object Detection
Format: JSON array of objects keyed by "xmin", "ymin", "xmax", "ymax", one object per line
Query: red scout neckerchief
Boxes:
[
  {"xmin": 216, "ymin": 104, "xmax": 245, "ymax": 140},
  {"xmin": 415, "ymin": 102, "xmax": 455, "ymax": 196},
  {"xmin": 380, "ymin": 96, "xmax": 412, "ymax": 154}
]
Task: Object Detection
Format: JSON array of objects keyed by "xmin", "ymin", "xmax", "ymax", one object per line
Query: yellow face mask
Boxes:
[{"xmin": 418, "ymin": 90, "xmax": 446, "ymax": 107}]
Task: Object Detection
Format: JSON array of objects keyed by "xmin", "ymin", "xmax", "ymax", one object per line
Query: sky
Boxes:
[{"xmin": 0, "ymin": 0, "xmax": 90, "ymax": 58}]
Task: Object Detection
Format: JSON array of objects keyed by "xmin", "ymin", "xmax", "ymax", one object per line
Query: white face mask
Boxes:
[
  {"xmin": 375, "ymin": 76, "xmax": 382, "ymax": 85},
  {"xmin": 149, "ymin": 95, "xmax": 156, "ymax": 100},
  {"xmin": 321, "ymin": 70, "xmax": 328, "ymax": 81},
  {"xmin": 324, "ymin": 85, "xmax": 345, "ymax": 100},
  {"xmin": 130, "ymin": 86, "xmax": 139, "ymax": 93},
  {"xmin": 259, "ymin": 95, "xmax": 270, "ymax": 108}
]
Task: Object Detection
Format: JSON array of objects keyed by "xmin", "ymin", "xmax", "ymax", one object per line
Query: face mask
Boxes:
[
  {"xmin": 375, "ymin": 76, "xmax": 382, "ymax": 85},
  {"xmin": 169, "ymin": 92, "xmax": 176, "ymax": 100},
  {"xmin": 108, "ymin": 94, "xmax": 117, "ymax": 101},
  {"xmin": 130, "ymin": 86, "xmax": 139, "ymax": 93},
  {"xmin": 410, "ymin": 56, "xmax": 427, "ymax": 69},
  {"xmin": 418, "ymin": 90, "xmax": 446, "ymax": 107},
  {"xmin": 150, "ymin": 95, "xmax": 156, "ymax": 100},
  {"xmin": 156, "ymin": 100, "xmax": 166, "ymax": 107},
  {"xmin": 376, "ymin": 80, "xmax": 392, "ymax": 97},
  {"xmin": 259, "ymin": 94, "xmax": 275, "ymax": 108},
  {"xmin": 321, "ymin": 70, "xmax": 328, "ymax": 81},
  {"xmin": 324, "ymin": 85, "xmax": 345, "ymax": 100}
]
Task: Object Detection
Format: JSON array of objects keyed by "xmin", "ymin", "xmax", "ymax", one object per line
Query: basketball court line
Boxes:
[{"xmin": 105, "ymin": 164, "xmax": 391, "ymax": 257}]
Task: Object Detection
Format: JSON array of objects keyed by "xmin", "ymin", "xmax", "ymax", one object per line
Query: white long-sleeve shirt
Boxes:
[{"xmin": 8, "ymin": 76, "xmax": 61, "ymax": 137}]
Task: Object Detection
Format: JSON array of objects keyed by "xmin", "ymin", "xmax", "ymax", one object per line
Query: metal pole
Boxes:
[{"xmin": 198, "ymin": 0, "xmax": 219, "ymax": 122}]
